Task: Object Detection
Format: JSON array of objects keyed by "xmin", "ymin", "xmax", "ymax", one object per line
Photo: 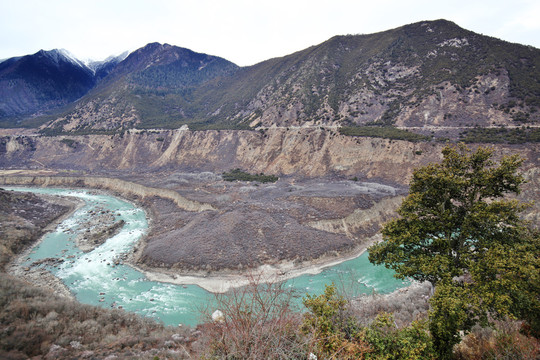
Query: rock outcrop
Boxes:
[
  {"xmin": 0, "ymin": 188, "xmax": 73, "ymax": 270},
  {"xmin": 1, "ymin": 129, "xmax": 441, "ymax": 180}
]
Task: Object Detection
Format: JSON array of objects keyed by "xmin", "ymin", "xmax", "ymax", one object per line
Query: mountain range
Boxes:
[{"xmin": 1, "ymin": 19, "xmax": 539, "ymax": 135}]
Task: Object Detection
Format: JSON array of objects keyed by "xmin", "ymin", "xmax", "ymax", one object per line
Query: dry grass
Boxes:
[
  {"xmin": 0, "ymin": 274, "xmax": 194, "ymax": 359},
  {"xmin": 350, "ymin": 282, "xmax": 433, "ymax": 327},
  {"xmin": 0, "ymin": 188, "xmax": 195, "ymax": 359},
  {"xmin": 454, "ymin": 321, "xmax": 540, "ymax": 360}
]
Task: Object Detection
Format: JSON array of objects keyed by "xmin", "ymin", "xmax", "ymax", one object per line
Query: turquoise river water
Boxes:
[{"xmin": 6, "ymin": 187, "xmax": 408, "ymax": 326}]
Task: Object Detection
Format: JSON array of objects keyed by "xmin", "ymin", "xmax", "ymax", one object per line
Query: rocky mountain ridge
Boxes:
[
  {"xmin": 1, "ymin": 19, "xmax": 538, "ymax": 135},
  {"xmin": 0, "ymin": 44, "xmax": 238, "ymax": 128}
]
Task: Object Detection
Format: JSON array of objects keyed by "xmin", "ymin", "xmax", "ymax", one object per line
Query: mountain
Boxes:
[
  {"xmin": 184, "ymin": 19, "xmax": 539, "ymax": 131},
  {"xmin": 0, "ymin": 49, "xmax": 97, "ymax": 123},
  {"xmin": 2, "ymin": 20, "xmax": 539, "ymax": 134},
  {"xmin": 228, "ymin": 19, "xmax": 540, "ymax": 128},
  {"xmin": 106, "ymin": 43, "xmax": 238, "ymax": 86},
  {"xmin": 39, "ymin": 43, "xmax": 240, "ymax": 132},
  {"xmin": 86, "ymin": 51, "xmax": 129, "ymax": 80},
  {"xmin": 0, "ymin": 50, "xmax": 133, "ymax": 127}
]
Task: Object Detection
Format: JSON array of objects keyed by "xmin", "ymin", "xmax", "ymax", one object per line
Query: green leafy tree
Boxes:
[
  {"xmin": 365, "ymin": 313, "xmax": 436, "ymax": 360},
  {"xmin": 302, "ymin": 283, "xmax": 371, "ymax": 359},
  {"xmin": 302, "ymin": 285, "xmax": 437, "ymax": 359},
  {"xmin": 368, "ymin": 144, "xmax": 538, "ymax": 358}
]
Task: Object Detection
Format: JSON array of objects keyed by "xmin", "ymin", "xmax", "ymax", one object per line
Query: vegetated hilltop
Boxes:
[
  {"xmin": 204, "ymin": 19, "xmax": 539, "ymax": 130},
  {"xmin": 1, "ymin": 19, "xmax": 538, "ymax": 134}
]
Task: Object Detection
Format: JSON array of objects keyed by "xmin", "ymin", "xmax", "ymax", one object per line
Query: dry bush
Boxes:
[
  {"xmin": 196, "ymin": 274, "xmax": 310, "ymax": 359},
  {"xmin": 302, "ymin": 283, "xmax": 372, "ymax": 360},
  {"xmin": 0, "ymin": 274, "xmax": 194, "ymax": 359},
  {"xmin": 454, "ymin": 320, "xmax": 540, "ymax": 360}
]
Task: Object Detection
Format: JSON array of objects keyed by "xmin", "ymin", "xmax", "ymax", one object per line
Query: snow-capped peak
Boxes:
[
  {"xmin": 58, "ymin": 48, "xmax": 88, "ymax": 68},
  {"xmin": 84, "ymin": 51, "xmax": 130, "ymax": 74},
  {"xmin": 37, "ymin": 48, "xmax": 90, "ymax": 71}
]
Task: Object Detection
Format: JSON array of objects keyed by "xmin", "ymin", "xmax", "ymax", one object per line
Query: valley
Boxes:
[
  {"xmin": 5, "ymin": 186, "xmax": 409, "ymax": 326},
  {"xmin": 0, "ymin": 17, "xmax": 539, "ymax": 358},
  {"xmin": 1, "ymin": 127, "xmax": 539, "ymax": 277}
]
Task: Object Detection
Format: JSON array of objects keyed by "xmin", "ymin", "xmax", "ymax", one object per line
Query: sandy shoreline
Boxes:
[{"xmin": 129, "ymin": 234, "xmax": 380, "ymax": 293}]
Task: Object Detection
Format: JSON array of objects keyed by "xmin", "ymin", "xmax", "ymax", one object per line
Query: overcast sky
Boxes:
[{"xmin": 1, "ymin": 0, "xmax": 539, "ymax": 66}]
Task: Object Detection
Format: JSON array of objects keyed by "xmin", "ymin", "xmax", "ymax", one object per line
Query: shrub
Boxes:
[
  {"xmin": 365, "ymin": 313, "xmax": 436, "ymax": 360},
  {"xmin": 60, "ymin": 138, "xmax": 77, "ymax": 148},
  {"xmin": 339, "ymin": 126, "xmax": 430, "ymax": 142},
  {"xmin": 0, "ymin": 274, "xmax": 192, "ymax": 359},
  {"xmin": 459, "ymin": 127, "xmax": 540, "ymax": 144},
  {"xmin": 302, "ymin": 283, "xmax": 372, "ymax": 359},
  {"xmin": 454, "ymin": 321, "xmax": 539, "ymax": 360},
  {"xmin": 197, "ymin": 274, "xmax": 307, "ymax": 359},
  {"xmin": 222, "ymin": 168, "xmax": 279, "ymax": 183},
  {"xmin": 302, "ymin": 284, "xmax": 435, "ymax": 360}
]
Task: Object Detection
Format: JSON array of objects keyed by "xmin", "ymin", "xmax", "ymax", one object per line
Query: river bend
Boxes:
[{"xmin": 7, "ymin": 187, "xmax": 407, "ymax": 326}]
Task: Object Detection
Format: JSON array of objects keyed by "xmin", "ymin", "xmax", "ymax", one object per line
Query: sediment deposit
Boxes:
[{"xmin": 1, "ymin": 128, "xmax": 539, "ymax": 272}]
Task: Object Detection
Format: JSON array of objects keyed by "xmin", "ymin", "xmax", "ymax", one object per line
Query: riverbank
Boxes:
[
  {"xmin": 129, "ymin": 234, "xmax": 381, "ymax": 293},
  {"xmin": 5, "ymin": 182, "xmax": 389, "ymax": 294},
  {"xmin": 1, "ymin": 173, "xmax": 405, "ymax": 275},
  {"xmin": 6, "ymin": 191, "xmax": 85, "ymax": 300}
]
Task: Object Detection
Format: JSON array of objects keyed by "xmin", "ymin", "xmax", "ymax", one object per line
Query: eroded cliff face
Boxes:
[
  {"xmin": 307, "ymin": 197, "xmax": 405, "ymax": 237},
  {"xmin": 0, "ymin": 176, "xmax": 213, "ymax": 212},
  {"xmin": 1, "ymin": 129, "xmax": 538, "ymax": 184},
  {"xmin": 0, "ymin": 128, "xmax": 441, "ymax": 182},
  {"xmin": 2, "ymin": 129, "xmax": 538, "ymax": 224}
]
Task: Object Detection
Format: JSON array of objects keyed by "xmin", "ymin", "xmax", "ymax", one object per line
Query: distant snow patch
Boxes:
[
  {"xmin": 85, "ymin": 51, "xmax": 129, "ymax": 74},
  {"xmin": 58, "ymin": 49, "xmax": 88, "ymax": 69}
]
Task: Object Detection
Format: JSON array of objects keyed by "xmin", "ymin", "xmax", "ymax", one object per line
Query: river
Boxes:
[{"xmin": 6, "ymin": 187, "xmax": 408, "ymax": 326}]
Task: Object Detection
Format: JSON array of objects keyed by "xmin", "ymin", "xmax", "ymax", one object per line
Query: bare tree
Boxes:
[{"xmin": 197, "ymin": 273, "xmax": 311, "ymax": 359}]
